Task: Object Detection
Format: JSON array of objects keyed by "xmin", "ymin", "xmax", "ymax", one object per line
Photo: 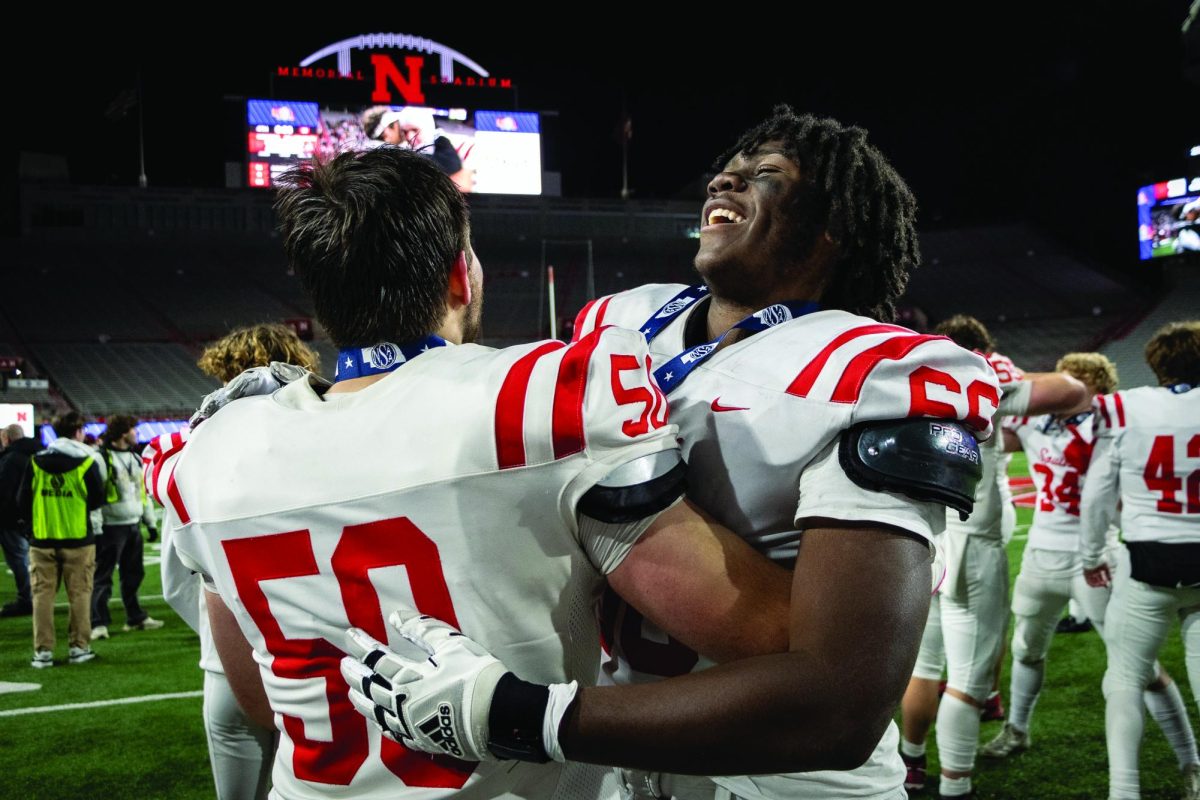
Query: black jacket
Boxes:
[{"xmin": 0, "ymin": 437, "xmax": 42, "ymax": 531}]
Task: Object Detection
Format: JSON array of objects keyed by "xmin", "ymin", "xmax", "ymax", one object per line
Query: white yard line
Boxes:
[
  {"xmin": 0, "ymin": 690, "xmax": 202, "ymax": 717},
  {"xmin": 0, "ymin": 682, "xmax": 41, "ymax": 695}
]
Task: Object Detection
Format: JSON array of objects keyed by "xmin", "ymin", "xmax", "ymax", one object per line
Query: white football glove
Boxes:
[
  {"xmin": 341, "ymin": 605, "xmax": 579, "ymax": 763},
  {"xmin": 191, "ymin": 362, "xmax": 324, "ymax": 428}
]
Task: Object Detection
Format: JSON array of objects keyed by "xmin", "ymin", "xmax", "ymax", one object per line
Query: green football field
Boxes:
[{"xmin": 0, "ymin": 453, "xmax": 1196, "ymax": 799}]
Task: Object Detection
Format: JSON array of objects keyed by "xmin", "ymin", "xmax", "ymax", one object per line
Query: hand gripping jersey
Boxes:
[
  {"xmin": 145, "ymin": 329, "xmax": 678, "ymax": 800},
  {"xmin": 575, "ymin": 284, "xmax": 999, "ymax": 800},
  {"xmin": 1009, "ymin": 412, "xmax": 1096, "ymax": 553},
  {"xmin": 1085, "ymin": 385, "xmax": 1200, "ymax": 547}
]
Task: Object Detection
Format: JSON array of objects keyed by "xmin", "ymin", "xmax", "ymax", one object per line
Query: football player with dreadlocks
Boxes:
[{"xmin": 345, "ymin": 106, "xmax": 1001, "ymax": 799}]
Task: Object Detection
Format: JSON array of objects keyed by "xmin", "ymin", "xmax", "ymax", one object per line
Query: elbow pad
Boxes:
[
  {"xmin": 577, "ymin": 449, "xmax": 686, "ymax": 524},
  {"xmin": 838, "ymin": 419, "xmax": 982, "ymax": 521}
]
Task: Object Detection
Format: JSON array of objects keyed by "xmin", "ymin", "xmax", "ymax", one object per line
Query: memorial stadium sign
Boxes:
[{"xmin": 277, "ymin": 33, "xmax": 513, "ymax": 104}]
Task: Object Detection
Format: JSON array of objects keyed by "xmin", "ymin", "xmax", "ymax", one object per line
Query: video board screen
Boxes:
[
  {"xmin": 1138, "ymin": 177, "xmax": 1200, "ymax": 260},
  {"xmin": 246, "ymin": 100, "xmax": 541, "ymax": 195},
  {"xmin": 245, "ymin": 99, "xmax": 321, "ymax": 189}
]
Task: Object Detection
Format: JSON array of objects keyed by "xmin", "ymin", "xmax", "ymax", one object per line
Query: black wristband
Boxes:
[{"xmin": 487, "ymin": 672, "xmax": 552, "ymax": 762}]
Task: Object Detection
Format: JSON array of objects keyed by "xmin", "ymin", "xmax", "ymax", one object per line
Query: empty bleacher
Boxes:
[
  {"xmin": 904, "ymin": 225, "xmax": 1147, "ymax": 370},
  {"xmin": 1100, "ymin": 264, "xmax": 1200, "ymax": 389},
  {"xmin": 7, "ymin": 198, "xmax": 1161, "ymax": 419},
  {"xmin": 31, "ymin": 343, "xmax": 217, "ymax": 418}
]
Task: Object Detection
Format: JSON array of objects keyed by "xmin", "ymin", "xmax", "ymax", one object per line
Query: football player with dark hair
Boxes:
[{"xmin": 149, "ymin": 147, "xmax": 806, "ymax": 799}]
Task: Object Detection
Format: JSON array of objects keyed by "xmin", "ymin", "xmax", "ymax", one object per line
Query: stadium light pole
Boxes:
[{"xmin": 137, "ymin": 71, "xmax": 148, "ymax": 189}]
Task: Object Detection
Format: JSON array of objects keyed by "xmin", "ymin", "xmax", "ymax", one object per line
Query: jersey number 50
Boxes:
[{"xmin": 224, "ymin": 518, "xmax": 473, "ymax": 789}]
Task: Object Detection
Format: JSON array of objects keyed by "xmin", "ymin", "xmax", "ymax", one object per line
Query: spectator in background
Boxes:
[
  {"xmin": 19, "ymin": 412, "xmax": 105, "ymax": 667},
  {"xmin": 0, "ymin": 424, "xmax": 41, "ymax": 617},
  {"xmin": 89, "ymin": 414, "xmax": 161, "ymax": 641},
  {"xmin": 172, "ymin": 322, "xmax": 319, "ymax": 800}
]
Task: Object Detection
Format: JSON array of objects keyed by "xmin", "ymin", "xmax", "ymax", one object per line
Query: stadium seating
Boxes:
[
  {"xmin": 1100, "ymin": 265, "xmax": 1200, "ymax": 389},
  {"xmin": 7, "ymin": 188, "xmax": 1160, "ymax": 419},
  {"xmin": 30, "ymin": 343, "xmax": 216, "ymax": 417},
  {"xmin": 905, "ymin": 224, "xmax": 1147, "ymax": 371}
]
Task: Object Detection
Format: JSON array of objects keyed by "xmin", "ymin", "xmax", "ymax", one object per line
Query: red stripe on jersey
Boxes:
[
  {"xmin": 1095, "ymin": 395, "xmax": 1112, "ymax": 429},
  {"xmin": 1113, "ymin": 392, "xmax": 1126, "ymax": 427},
  {"xmin": 569, "ymin": 296, "xmax": 611, "ymax": 342},
  {"xmin": 786, "ymin": 324, "xmax": 910, "ymax": 397},
  {"xmin": 829, "ymin": 334, "xmax": 948, "ymax": 404},
  {"xmin": 571, "ymin": 300, "xmax": 597, "ymax": 343},
  {"xmin": 593, "ymin": 296, "xmax": 612, "ymax": 330},
  {"xmin": 1064, "ymin": 424, "xmax": 1095, "ymax": 472},
  {"xmin": 165, "ymin": 470, "xmax": 190, "ymax": 524},
  {"xmin": 149, "ymin": 431, "xmax": 187, "ymax": 505},
  {"xmin": 552, "ymin": 327, "xmax": 607, "ymax": 459},
  {"xmin": 495, "ymin": 341, "xmax": 566, "ymax": 469}
]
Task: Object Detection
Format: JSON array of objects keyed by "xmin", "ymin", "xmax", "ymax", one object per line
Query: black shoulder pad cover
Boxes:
[
  {"xmin": 838, "ymin": 419, "xmax": 982, "ymax": 521},
  {"xmin": 577, "ymin": 460, "xmax": 687, "ymax": 524}
]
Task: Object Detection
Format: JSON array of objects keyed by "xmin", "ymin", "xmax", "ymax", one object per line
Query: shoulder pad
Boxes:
[
  {"xmin": 838, "ymin": 419, "xmax": 982, "ymax": 521},
  {"xmin": 578, "ymin": 449, "xmax": 686, "ymax": 524}
]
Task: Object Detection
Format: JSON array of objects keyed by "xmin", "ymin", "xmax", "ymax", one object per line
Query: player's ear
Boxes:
[{"xmin": 448, "ymin": 251, "xmax": 472, "ymax": 308}]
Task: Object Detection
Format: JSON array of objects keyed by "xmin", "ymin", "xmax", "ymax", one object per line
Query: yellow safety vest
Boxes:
[{"xmin": 31, "ymin": 456, "xmax": 93, "ymax": 541}]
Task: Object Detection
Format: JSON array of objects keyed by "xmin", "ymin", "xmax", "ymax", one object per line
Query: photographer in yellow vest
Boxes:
[{"xmin": 18, "ymin": 412, "xmax": 106, "ymax": 668}]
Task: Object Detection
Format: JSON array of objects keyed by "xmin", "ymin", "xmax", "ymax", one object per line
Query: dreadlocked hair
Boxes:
[{"xmin": 717, "ymin": 105, "xmax": 919, "ymax": 321}]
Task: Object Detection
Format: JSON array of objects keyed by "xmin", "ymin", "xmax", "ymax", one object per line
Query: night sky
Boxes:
[{"xmin": 10, "ymin": 6, "xmax": 1199, "ymax": 269}]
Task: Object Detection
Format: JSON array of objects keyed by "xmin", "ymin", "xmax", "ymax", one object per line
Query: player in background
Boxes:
[
  {"xmin": 158, "ymin": 323, "xmax": 319, "ymax": 800},
  {"xmin": 347, "ymin": 106, "xmax": 1001, "ymax": 800},
  {"xmin": 898, "ymin": 315, "xmax": 1087, "ymax": 797},
  {"xmin": 983, "ymin": 353, "xmax": 1198, "ymax": 785},
  {"xmin": 1080, "ymin": 321, "xmax": 1200, "ymax": 800}
]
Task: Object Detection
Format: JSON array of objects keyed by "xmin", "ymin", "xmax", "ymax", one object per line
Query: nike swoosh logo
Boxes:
[{"xmin": 710, "ymin": 398, "xmax": 750, "ymax": 413}]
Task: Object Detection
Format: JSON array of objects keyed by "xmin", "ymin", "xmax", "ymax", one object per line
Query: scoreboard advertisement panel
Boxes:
[
  {"xmin": 247, "ymin": 100, "xmax": 541, "ymax": 195},
  {"xmin": 246, "ymin": 100, "xmax": 321, "ymax": 189}
]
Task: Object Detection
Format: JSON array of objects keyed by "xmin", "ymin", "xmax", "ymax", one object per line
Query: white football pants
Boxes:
[
  {"xmin": 1102, "ymin": 576, "xmax": 1200, "ymax": 799},
  {"xmin": 203, "ymin": 670, "xmax": 277, "ymax": 800}
]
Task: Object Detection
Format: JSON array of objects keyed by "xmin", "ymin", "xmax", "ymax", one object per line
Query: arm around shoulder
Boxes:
[{"xmin": 561, "ymin": 520, "xmax": 931, "ymax": 773}]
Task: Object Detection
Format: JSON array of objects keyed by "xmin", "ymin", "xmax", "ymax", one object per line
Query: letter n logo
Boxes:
[{"xmin": 371, "ymin": 55, "xmax": 426, "ymax": 104}]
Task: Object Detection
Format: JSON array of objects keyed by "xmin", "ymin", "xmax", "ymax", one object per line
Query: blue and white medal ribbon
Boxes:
[
  {"xmin": 638, "ymin": 285, "xmax": 711, "ymax": 344},
  {"xmin": 635, "ymin": 287, "xmax": 819, "ymax": 395},
  {"xmin": 334, "ymin": 335, "xmax": 448, "ymax": 382}
]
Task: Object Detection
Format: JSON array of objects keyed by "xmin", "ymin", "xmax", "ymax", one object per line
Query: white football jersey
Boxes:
[
  {"xmin": 575, "ymin": 284, "xmax": 999, "ymax": 800},
  {"xmin": 945, "ymin": 352, "xmax": 1031, "ymax": 541},
  {"xmin": 1087, "ymin": 386, "xmax": 1200, "ymax": 545},
  {"xmin": 147, "ymin": 329, "xmax": 678, "ymax": 800},
  {"xmin": 1009, "ymin": 412, "xmax": 1096, "ymax": 552}
]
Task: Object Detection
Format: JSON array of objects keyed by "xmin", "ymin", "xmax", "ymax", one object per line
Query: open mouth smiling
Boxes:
[{"xmin": 701, "ymin": 201, "xmax": 749, "ymax": 230}]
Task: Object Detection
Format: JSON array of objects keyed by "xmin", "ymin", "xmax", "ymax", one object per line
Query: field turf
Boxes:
[{"xmin": 0, "ymin": 454, "xmax": 1195, "ymax": 798}]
